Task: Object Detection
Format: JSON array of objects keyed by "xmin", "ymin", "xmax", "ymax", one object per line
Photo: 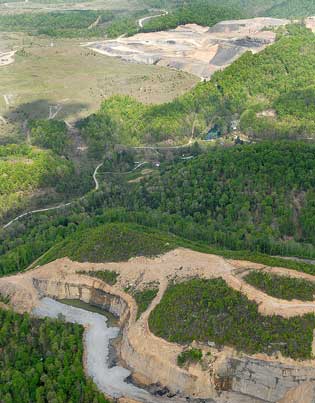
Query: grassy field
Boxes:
[
  {"xmin": 0, "ymin": 33, "xmax": 197, "ymax": 135},
  {"xmin": 0, "ymin": 0, "xmax": 143, "ymax": 13}
]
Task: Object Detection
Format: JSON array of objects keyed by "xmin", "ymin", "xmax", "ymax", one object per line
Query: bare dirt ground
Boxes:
[
  {"xmin": 306, "ymin": 17, "xmax": 315, "ymax": 32},
  {"xmin": 0, "ymin": 50, "xmax": 16, "ymax": 66},
  {"xmin": 87, "ymin": 17, "xmax": 289, "ymax": 79}
]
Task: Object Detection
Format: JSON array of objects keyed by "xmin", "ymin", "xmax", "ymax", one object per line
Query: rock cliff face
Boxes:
[
  {"xmin": 32, "ymin": 277, "xmax": 130, "ymax": 325},
  {"xmin": 218, "ymin": 357, "xmax": 315, "ymax": 402},
  {"xmin": 31, "ymin": 276, "xmax": 315, "ymax": 403}
]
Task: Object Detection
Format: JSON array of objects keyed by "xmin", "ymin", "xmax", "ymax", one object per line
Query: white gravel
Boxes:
[{"xmin": 33, "ymin": 297, "xmax": 152, "ymax": 401}]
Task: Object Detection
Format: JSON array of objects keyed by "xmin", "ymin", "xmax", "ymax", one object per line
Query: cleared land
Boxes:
[
  {"xmin": 87, "ymin": 17, "xmax": 289, "ymax": 79},
  {"xmin": 0, "ymin": 0, "xmax": 141, "ymax": 14},
  {"xmin": 0, "ymin": 34, "xmax": 197, "ymax": 133}
]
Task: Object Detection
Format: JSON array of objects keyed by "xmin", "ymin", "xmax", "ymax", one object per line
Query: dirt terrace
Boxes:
[
  {"xmin": 3, "ymin": 248, "xmax": 315, "ymax": 318},
  {"xmin": 85, "ymin": 18, "xmax": 289, "ymax": 79}
]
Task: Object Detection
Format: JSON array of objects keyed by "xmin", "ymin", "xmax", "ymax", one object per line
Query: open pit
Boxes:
[
  {"xmin": 2, "ymin": 249, "xmax": 315, "ymax": 402},
  {"xmin": 85, "ymin": 18, "xmax": 289, "ymax": 79}
]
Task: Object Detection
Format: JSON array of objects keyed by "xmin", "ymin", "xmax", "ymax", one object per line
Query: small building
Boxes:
[{"xmin": 205, "ymin": 125, "xmax": 221, "ymax": 141}]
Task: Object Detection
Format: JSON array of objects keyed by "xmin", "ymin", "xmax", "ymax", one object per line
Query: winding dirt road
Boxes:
[
  {"xmin": 138, "ymin": 9, "xmax": 168, "ymax": 28},
  {"xmin": 2, "ymin": 161, "xmax": 103, "ymax": 230},
  {"xmin": 2, "ymin": 160, "xmax": 149, "ymax": 230}
]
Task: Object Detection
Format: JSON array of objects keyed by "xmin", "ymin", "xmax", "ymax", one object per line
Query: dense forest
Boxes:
[
  {"xmin": 82, "ymin": 25, "xmax": 315, "ymax": 146},
  {"xmin": 0, "ymin": 10, "xmax": 119, "ymax": 38},
  {"xmin": 149, "ymin": 278, "xmax": 315, "ymax": 359},
  {"xmin": 140, "ymin": 2, "xmax": 243, "ymax": 33},
  {"xmin": 0, "ymin": 308, "xmax": 109, "ymax": 403},
  {"xmin": 3, "ymin": 173, "xmax": 315, "ymax": 279},
  {"xmin": 29, "ymin": 120, "xmax": 68, "ymax": 155},
  {"xmin": 266, "ymin": 0, "xmax": 315, "ymax": 18},
  {"xmin": 143, "ymin": 0, "xmax": 315, "ymax": 19},
  {"xmin": 0, "ymin": 7, "xmax": 148, "ymax": 38},
  {"xmin": 126, "ymin": 142, "xmax": 315, "ymax": 257},
  {"xmin": 3, "ymin": 142, "xmax": 315, "ymax": 276}
]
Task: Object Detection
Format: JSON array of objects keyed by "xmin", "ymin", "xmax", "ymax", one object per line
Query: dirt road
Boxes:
[{"xmin": 138, "ymin": 10, "xmax": 168, "ymax": 28}]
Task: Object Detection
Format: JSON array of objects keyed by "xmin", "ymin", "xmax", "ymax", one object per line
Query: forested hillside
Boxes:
[
  {"xmin": 140, "ymin": 2, "xmax": 243, "ymax": 32},
  {"xmin": 266, "ymin": 0, "xmax": 315, "ymax": 18},
  {"xmin": 2, "ymin": 142, "xmax": 315, "ymax": 277},
  {"xmin": 82, "ymin": 25, "xmax": 315, "ymax": 145},
  {"xmin": 119, "ymin": 142, "xmax": 315, "ymax": 257},
  {"xmin": 0, "ymin": 7, "xmax": 149, "ymax": 39},
  {"xmin": 0, "ymin": 144, "xmax": 73, "ymax": 220},
  {"xmin": 37, "ymin": 223, "xmax": 176, "ymax": 265},
  {"xmin": 0, "ymin": 308, "xmax": 109, "ymax": 403},
  {"xmin": 144, "ymin": 0, "xmax": 315, "ymax": 19}
]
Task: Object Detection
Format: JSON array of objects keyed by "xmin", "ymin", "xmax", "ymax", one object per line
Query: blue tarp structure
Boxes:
[{"xmin": 205, "ymin": 124, "xmax": 221, "ymax": 140}]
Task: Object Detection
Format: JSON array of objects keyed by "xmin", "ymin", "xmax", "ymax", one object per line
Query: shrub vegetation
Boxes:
[
  {"xmin": 244, "ymin": 271, "xmax": 315, "ymax": 301},
  {"xmin": 125, "ymin": 287, "xmax": 159, "ymax": 319},
  {"xmin": 79, "ymin": 270, "xmax": 119, "ymax": 285},
  {"xmin": 149, "ymin": 278, "xmax": 315, "ymax": 359},
  {"xmin": 177, "ymin": 348, "xmax": 203, "ymax": 367},
  {"xmin": 37, "ymin": 223, "xmax": 176, "ymax": 265}
]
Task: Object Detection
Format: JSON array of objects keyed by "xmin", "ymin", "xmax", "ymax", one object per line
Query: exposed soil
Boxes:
[{"xmin": 86, "ymin": 18, "xmax": 289, "ymax": 79}]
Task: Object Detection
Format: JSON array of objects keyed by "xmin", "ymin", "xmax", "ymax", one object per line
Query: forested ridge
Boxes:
[
  {"xmin": 37, "ymin": 222, "xmax": 176, "ymax": 265},
  {"xmin": 82, "ymin": 25, "xmax": 315, "ymax": 146}
]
